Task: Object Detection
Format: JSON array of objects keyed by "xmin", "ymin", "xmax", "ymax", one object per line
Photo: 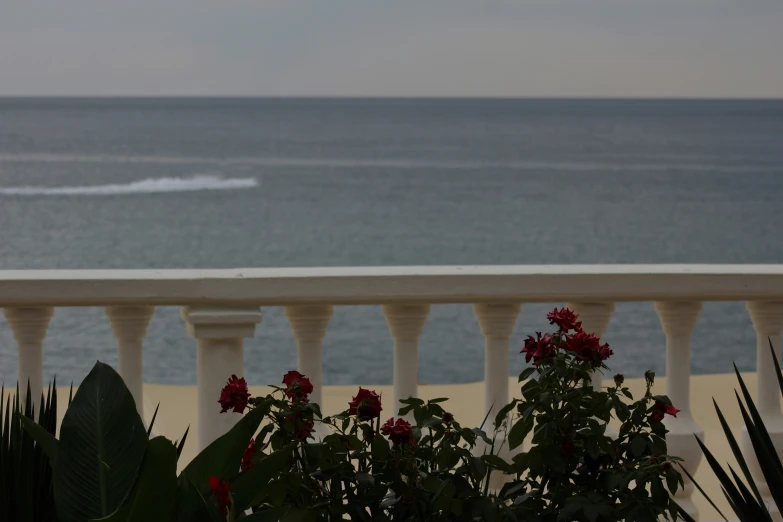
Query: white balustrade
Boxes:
[
  {"xmin": 565, "ymin": 302, "xmax": 615, "ymax": 389},
  {"xmin": 105, "ymin": 306, "xmax": 155, "ymax": 418},
  {"xmin": 285, "ymin": 305, "xmax": 334, "ymax": 424},
  {"xmin": 655, "ymin": 301, "xmax": 703, "ymax": 521},
  {"xmin": 382, "ymin": 304, "xmax": 430, "ymax": 420},
  {"xmin": 5, "ymin": 265, "xmax": 783, "ymax": 520},
  {"xmin": 742, "ymin": 301, "xmax": 783, "ymax": 520},
  {"xmin": 181, "ymin": 305, "xmax": 262, "ymax": 451},
  {"xmin": 3, "ymin": 307, "xmax": 54, "ymax": 407}
]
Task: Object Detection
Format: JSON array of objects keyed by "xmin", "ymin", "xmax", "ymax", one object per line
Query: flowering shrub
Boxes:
[
  {"xmin": 498, "ymin": 307, "xmax": 684, "ymax": 522},
  {"xmin": 209, "ymin": 308, "xmax": 685, "ymax": 522}
]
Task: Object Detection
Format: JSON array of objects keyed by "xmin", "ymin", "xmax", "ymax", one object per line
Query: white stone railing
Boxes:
[{"xmin": 2, "ymin": 265, "xmax": 783, "ymax": 520}]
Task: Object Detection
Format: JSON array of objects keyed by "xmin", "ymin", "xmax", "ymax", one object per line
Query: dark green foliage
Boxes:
[
  {"xmin": 686, "ymin": 340, "xmax": 783, "ymax": 521},
  {"xmin": 0, "ymin": 380, "xmax": 63, "ymax": 522}
]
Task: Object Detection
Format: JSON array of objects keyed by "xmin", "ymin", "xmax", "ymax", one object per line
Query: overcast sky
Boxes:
[{"xmin": 1, "ymin": 1, "xmax": 782, "ymax": 98}]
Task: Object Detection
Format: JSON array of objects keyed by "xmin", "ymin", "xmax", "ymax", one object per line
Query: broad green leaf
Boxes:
[
  {"xmin": 18, "ymin": 414, "xmax": 59, "ymax": 463},
  {"xmin": 91, "ymin": 437, "xmax": 179, "ymax": 522},
  {"xmin": 180, "ymin": 403, "xmax": 269, "ymax": 486},
  {"xmin": 54, "ymin": 362, "xmax": 148, "ymax": 522},
  {"xmin": 231, "ymin": 445, "xmax": 294, "ymax": 512}
]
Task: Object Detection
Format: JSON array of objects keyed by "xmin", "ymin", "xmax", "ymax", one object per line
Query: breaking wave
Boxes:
[{"xmin": 0, "ymin": 175, "xmax": 258, "ymax": 196}]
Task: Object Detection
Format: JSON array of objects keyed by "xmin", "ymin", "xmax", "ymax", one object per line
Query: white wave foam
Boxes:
[{"xmin": 0, "ymin": 175, "xmax": 258, "ymax": 196}]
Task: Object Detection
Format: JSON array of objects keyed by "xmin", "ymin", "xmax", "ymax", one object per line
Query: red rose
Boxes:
[
  {"xmin": 614, "ymin": 374, "xmax": 625, "ymax": 386},
  {"xmin": 546, "ymin": 307, "xmax": 582, "ymax": 332},
  {"xmin": 208, "ymin": 476, "xmax": 231, "ymax": 518},
  {"xmin": 561, "ymin": 331, "xmax": 613, "ymax": 363},
  {"xmin": 442, "ymin": 412, "xmax": 454, "ymax": 425},
  {"xmin": 521, "ymin": 332, "xmax": 555, "ymax": 366},
  {"xmin": 348, "ymin": 388, "xmax": 383, "ymax": 421},
  {"xmin": 651, "ymin": 401, "xmax": 680, "ymax": 423},
  {"xmin": 282, "ymin": 370, "xmax": 314, "ymax": 400},
  {"xmin": 241, "ymin": 439, "xmax": 256, "ymax": 471},
  {"xmin": 381, "ymin": 418, "xmax": 414, "ymax": 445},
  {"xmin": 218, "ymin": 375, "xmax": 251, "ymax": 414}
]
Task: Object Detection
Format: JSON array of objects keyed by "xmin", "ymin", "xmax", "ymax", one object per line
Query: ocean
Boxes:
[{"xmin": 0, "ymin": 97, "xmax": 782, "ymax": 387}]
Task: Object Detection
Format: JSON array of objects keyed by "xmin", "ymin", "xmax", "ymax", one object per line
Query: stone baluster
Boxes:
[
  {"xmin": 474, "ymin": 303, "xmax": 521, "ymax": 488},
  {"xmin": 382, "ymin": 304, "xmax": 430, "ymax": 420},
  {"xmin": 742, "ymin": 301, "xmax": 783, "ymax": 520},
  {"xmin": 566, "ymin": 302, "xmax": 615, "ymax": 389},
  {"xmin": 182, "ymin": 305, "xmax": 262, "ymax": 451},
  {"xmin": 473, "ymin": 303, "xmax": 521, "ymax": 430},
  {"xmin": 285, "ymin": 305, "xmax": 334, "ymax": 411},
  {"xmin": 105, "ymin": 306, "xmax": 155, "ymax": 418},
  {"xmin": 655, "ymin": 301, "xmax": 703, "ymax": 521},
  {"xmin": 4, "ymin": 307, "xmax": 54, "ymax": 407}
]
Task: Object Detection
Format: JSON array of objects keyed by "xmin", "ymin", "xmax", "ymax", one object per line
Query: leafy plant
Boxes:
[
  {"xmin": 18, "ymin": 362, "xmax": 197, "ymax": 522},
  {"xmin": 0, "ymin": 381, "xmax": 64, "ymax": 522},
  {"xmin": 678, "ymin": 340, "xmax": 783, "ymax": 522},
  {"xmin": 497, "ymin": 307, "xmax": 685, "ymax": 522},
  {"xmin": 207, "ymin": 308, "xmax": 685, "ymax": 522}
]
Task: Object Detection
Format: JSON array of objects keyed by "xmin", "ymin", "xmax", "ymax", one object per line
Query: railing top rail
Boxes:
[{"xmin": 1, "ymin": 265, "xmax": 783, "ymax": 307}]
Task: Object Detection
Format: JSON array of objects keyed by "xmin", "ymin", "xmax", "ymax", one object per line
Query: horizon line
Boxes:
[{"xmin": 1, "ymin": 94, "xmax": 782, "ymax": 102}]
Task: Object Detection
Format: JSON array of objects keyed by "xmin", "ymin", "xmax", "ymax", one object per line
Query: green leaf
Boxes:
[
  {"xmin": 53, "ymin": 361, "xmax": 148, "ymax": 522},
  {"xmin": 179, "ymin": 402, "xmax": 269, "ymax": 487},
  {"xmin": 494, "ymin": 400, "xmax": 517, "ymax": 429},
  {"xmin": 371, "ymin": 434, "xmax": 390, "ymax": 461},
  {"xmin": 92, "ymin": 437, "xmax": 178, "ymax": 522},
  {"xmin": 18, "ymin": 414, "xmax": 59, "ymax": 463},
  {"xmin": 482, "ymin": 454, "xmax": 512, "ymax": 473},
  {"xmin": 232, "ymin": 445, "xmax": 294, "ymax": 512},
  {"xmin": 518, "ymin": 367, "xmax": 536, "ymax": 382},
  {"xmin": 630, "ymin": 435, "xmax": 647, "ymax": 457},
  {"xmin": 507, "ymin": 410, "xmax": 533, "ymax": 450},
  {"xmin": 146, "ymin": 403, "xmax": 159, "ymax": 438}
]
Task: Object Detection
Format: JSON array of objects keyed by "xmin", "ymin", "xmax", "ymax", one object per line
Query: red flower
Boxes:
[
  {"xmin": 561, "ymin": 330, "xmax": 613, "ymax": 363},
  {"xmin": 650, "ymin": 401, "xmax": 680, "ymax": 423},
  {"xmin": 547, "ymin": 307, "xmax": 582, "ymax": 332},
  {"xmin": 381, "ymin": 418, "xmax": 414, "ymax": 445},
  {"xmin": 282, "ymin": 370, "xmax": 314, "ymax": 400},
  {"xmin": 218, "ymin": 375, "xmax": 251, "ymax": 414},
  {"xmin": 614, "ymin": 373, "xmax": 625, "ymax": 386},
  {"xmin": 348, "ymin": 388, "xmax": 383, "ymax": 421},
  {"xmin": 208, "ymin": 476, "xmax": 231, "ymax": 518},
  {"xmin": 521, "ymin": 332, "xmax": 555, "ymax": 366},
  {"xmin": 442, "ymin": 412, "xmax": 454, "ymax": 425},
  {"xmin": 241, "ymin": 439, "xmax": 256, "ymax": 471}
]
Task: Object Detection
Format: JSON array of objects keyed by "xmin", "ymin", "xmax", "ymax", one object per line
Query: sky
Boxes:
[{"xmin": 1, "ymin": 1, "xmax": 782, "ymax": 98}]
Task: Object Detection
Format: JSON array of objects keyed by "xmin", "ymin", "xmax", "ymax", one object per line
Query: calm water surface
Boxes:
[{"xmin": 0, "ymin": 98, "xmax": 782, "ymax": 386}]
